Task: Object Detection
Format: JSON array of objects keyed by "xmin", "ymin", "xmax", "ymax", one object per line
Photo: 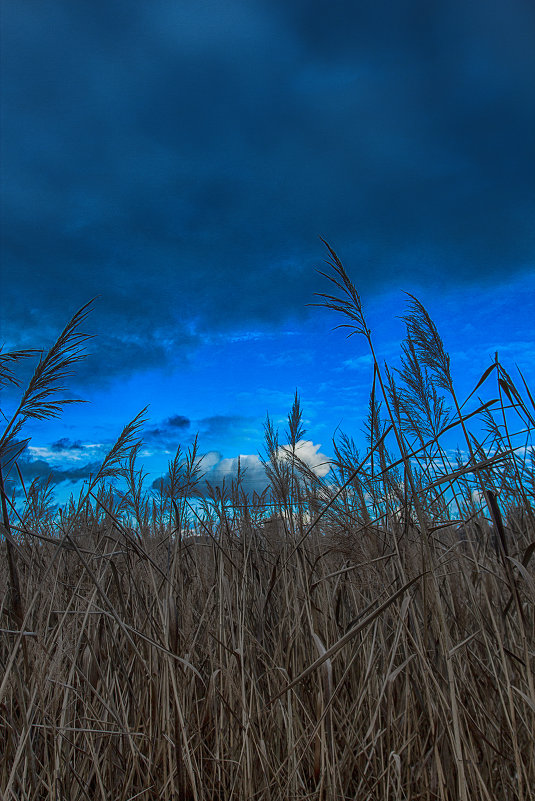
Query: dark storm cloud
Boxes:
[
  {"xmin": 145, "ymin": 413, "xmax": 252, "ymax": 446},
  {"xmin": 146, "ymin": 415, "xmax": 191, "ymax": 445},
  {"xmin": 1, "ymin": 439, "xmax": 99, "ymax": 488},
  {"xmin": 17, "ymin": 456, "xmax": 101, "ymax": 486},
  {"xmin": 166, "ymin": 415, "xmax": 190, "ymax": 430},
  {"xmin": 2, "ymin": 0, "xmax": 534, "ymax": 380},
  {"xmin": 51, "ymin": 438, "xmax": 85, "ymax": 452}
]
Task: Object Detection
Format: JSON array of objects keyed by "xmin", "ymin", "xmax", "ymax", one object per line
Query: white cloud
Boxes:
[
  {"xmin": 27, "ymin": 445, "xmax": 100, "ymax": 464},
  {"xmin": 201, "ymin": 453, "xmax": 268, "ymax": 495},
  {"xmin": 199, "ymin": 450, "xmax": 226, "ymax": 471},
  {"xmin": 277, "ymin": 439, "xmax": 332, "ymax": 478},
  {"xmin": 154, "ymin": 441, "xmax": 332, "ymax": 498}
]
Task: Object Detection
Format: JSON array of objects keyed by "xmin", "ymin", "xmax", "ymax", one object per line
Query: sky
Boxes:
[{"xmin": 1, "ymin": 0, "xmax": 534, "ymax": 506}]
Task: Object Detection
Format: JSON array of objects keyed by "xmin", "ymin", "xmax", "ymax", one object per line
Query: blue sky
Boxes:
[{"xmin": 1, "ymin": 0, "xmax": 534, "ymax": 505}]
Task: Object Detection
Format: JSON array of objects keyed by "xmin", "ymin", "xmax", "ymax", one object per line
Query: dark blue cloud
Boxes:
[
  {"xmin": 143, "ymin": 414, "xmax": 191, "ymax": 441},
  {"xmin": 144, "ymin": 413, "xmax": 255, "ymax": 449},
  {"xmin": 51, "ymin": 438, "xmax": 85, "ymax": 451},
  {"xmin": 16, "ymin": 457, "xmax": 101, "ymax": 487},
  {"xmin": 2, "ymin": 0, "xmax": 533, "ymax": 383},
  {"xmin": 166, "ymin": 415, "xmax": 190, "ymax": 430},
  {"xmin": 1, "ymin": 437, "xmax": 98, "ymax": 491},
  {"xmin": 145, "ymin": 414, "xmax": 190, "ymax": 443}
]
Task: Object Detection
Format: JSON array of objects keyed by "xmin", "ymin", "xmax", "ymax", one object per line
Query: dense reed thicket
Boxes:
[{"xmin": 1, "ymin": 248, "xmax": 534, "ymax": 800}]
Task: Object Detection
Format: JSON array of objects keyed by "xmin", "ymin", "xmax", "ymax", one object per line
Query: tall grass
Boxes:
[{"xmin": 1, "ymin": 250, "xmax": 534, "ymax": 800}]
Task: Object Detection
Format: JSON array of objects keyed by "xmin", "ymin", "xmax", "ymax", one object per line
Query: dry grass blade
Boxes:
[
  {"xmin": 94, "ymin": 407, "xmax": 148, "ymax": 480},
  {"xmin": 267, "ymin": 574, "xmax": 422, "ymax": 704},
  {"xmin": 0, "ymin": 348, "xmax": 40, "ymax": 388},
  {"xmin": 0, "ymin": 299, "xmax": 95, "ymax": 459},
  {"xmin": 460, "ymin": 362, "xmax": 498, "ymax": 409},
  {"xmin": 402, "ymin": 292, "xmax": 453, "ymax": 393},
  {"xmin": 311, "ymin": 238, "xmax": 371, "ymax": 338}
]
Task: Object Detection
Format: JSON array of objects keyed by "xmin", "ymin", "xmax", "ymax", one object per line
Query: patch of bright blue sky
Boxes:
[{"xmin": 12, "ymin": 266, "xmax": 534, "ymax": 507}]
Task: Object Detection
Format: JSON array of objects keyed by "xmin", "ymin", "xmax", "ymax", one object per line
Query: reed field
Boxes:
[{"xmin": 1, "ymin": 248, "xmax": 534, "ymax": 800}]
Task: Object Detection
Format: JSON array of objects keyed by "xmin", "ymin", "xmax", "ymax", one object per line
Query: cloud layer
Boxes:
[{"xmin": 3, "ymin": 0, "xmax": 533, "ymax": 382}]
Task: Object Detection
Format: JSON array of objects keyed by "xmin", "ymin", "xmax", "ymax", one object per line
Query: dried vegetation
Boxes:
[{"xmin": 1, "ymin": 248, "xmax": 534, "ymax": 800}]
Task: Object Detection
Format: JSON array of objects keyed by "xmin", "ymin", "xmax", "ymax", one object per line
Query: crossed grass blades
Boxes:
[{"xmin": 1, "ymin": 245, "xmax": 534, "ymax": 801}]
